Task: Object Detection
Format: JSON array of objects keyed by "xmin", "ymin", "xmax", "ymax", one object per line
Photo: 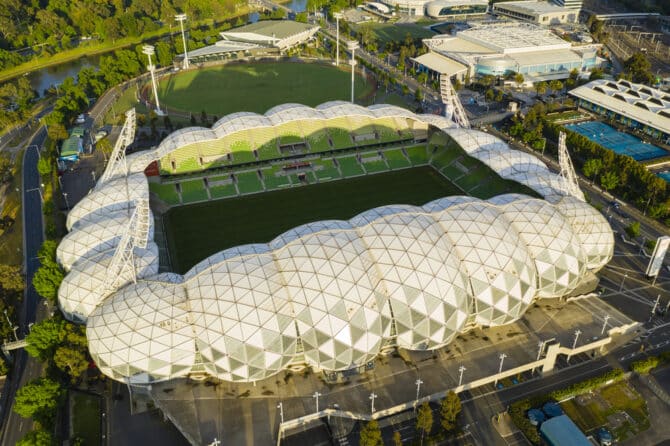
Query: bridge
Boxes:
[{"xmin": 1, "ymin": 339, "xmax": 28, "ymax": 357}]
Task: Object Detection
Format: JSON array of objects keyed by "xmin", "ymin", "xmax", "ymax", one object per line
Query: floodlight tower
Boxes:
[
  {"xmin": 347, "ymin": 41, "xmax": 359, "ymax": 103},
  {"xmin": 333, "ymin": 12, "xmax": 343, "ymax": 66},
  {"xmin": 142, "ymin": 45, "xmax": 164, "ymax": 115},
  {"xmin": 175, "ymin": 14, "xmax": 190, "ymax": 70}
]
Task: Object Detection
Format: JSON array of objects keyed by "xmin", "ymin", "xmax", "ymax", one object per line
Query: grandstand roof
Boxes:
[
  {"xmin": 568, "ymin": 79, "xmax": 670, "ymax": 134},
  {"xmin": 220, "ymin": 20, "xmax": 318, "ymax": 46},
  {"xmin": 57, "ymin": 102, "xmax": 614, "ymax": 384},
  {"xmin": 411, "ymin": 52, "xmax": 467, "ymax": 76}
]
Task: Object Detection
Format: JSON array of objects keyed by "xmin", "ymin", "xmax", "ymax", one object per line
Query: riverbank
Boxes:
[{"xmin": 0, "ymin": 7, "xmax": 252, "ymax": 84}]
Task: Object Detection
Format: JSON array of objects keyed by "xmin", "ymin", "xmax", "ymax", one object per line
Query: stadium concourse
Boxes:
[{"xmin": 55, "ymin": 101, "xmax": 614, "ymax": 385}]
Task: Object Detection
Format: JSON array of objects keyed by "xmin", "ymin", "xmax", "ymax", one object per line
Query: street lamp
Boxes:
[
  {"xmin": 175, "ymin": 14, "xmax": 190, "ymax": 70},
  {"xmin": 333, "ymin": 12, "xmax": 343, "ymax": 67},
  {"xmin": 369, "ymin": 392, "xmax": 377, "ymax": 414},
  {"xmin": 415, "ymin": 378, "xmax": 423, "ymax": 408},
  {"xmin": 62, "ymin": 191, "xmax": 69, "ymax": 210},
  {"xmin": 495, "ymin": 353, "xmax": 507, "ymax": 386},
  {"xmin": 142, "ymin": 45, "xmax": 164, "ymax": 116},
  {"xmin": 458, "ymin": 366, "xmax": 466, "ymax": 386},
  {"xmin": 347, "ymin": 41, "xmax": 359, "ymax": 104},
  {"xmin": 277, "ymin": 402, "xmax": 284, "ymax": 424},
  {"xmin": 313, "ymin": 391, "xmax": 322, "ymax": 413},
  {"xmin": 619, "ymin": 273, "xmax": 628, "ymax": 292},
  {"xmin": 3, "ymin": 310, "xmax": 18, "ymax": 342},
  {"xmin": 601, "ymin": 315, "xmax": 611, "ymax": 336},
  {"xmin": 568, "ymin": 329, "xmax": 581, "ymax": 362}
]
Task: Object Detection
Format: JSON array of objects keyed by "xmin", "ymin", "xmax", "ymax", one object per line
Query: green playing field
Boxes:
[
  {"xmin": 157, "ymin": 62, "xmax": 376, "ymax": 116},
  {"xmin": 163, "ymin": 166, "xmax": 461, "ymax": 273}
]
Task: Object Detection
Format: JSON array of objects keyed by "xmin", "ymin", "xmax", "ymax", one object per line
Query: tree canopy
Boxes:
[
  {"xmin": 623, "ymin": 53, "xmax": 654, "ymax": 85},
  {"xmin": 440, "ymin": 391, "xmax": 462, "ymax": 432},
  {"xmin": 13, "ymin": 378, "xmax": 63, "ymax": 422},
  {"xmin": 32, "ymin": 239, "xmax": 64, "ymax": 304},
  {"xmin": 358, "ymin": 420, "xmax": 382, "ymax": 446},
  {"xmin": 17, "ymin": 429, "xmax": 54, "ymax": 446},
  {"xmin": 416, "ymin": 402, "xmax": 433, "ymax": 438}
]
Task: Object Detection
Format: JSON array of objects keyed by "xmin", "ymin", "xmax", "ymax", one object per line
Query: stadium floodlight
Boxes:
[
  {"xmin": 175, "ymin": 14, "xmax": 190, "ymax": 70},
  {"xmin": 347, "ymin": 41, "xmax": 359, "ymax": 104},
  {"xmin": 458, "ymin": 365, "xmax": 466, "ymax": 386},
  {"xmin": 333, "ymin": 12, "xmax": 343, "ymax": 66},
  {"xmin": 142, "ymin": 45, "xmax": 164, "ymax": 116},
  {"xmin": 369, "ymin": 392, "xmax": 377, "ymax": 414},
  {"xmin": 414, "ymin": 378, "xmax": 423, "ymax": 409},
  {"xmin": 494, "ymin": 353, "xmax": 506, "ymax": 386}
]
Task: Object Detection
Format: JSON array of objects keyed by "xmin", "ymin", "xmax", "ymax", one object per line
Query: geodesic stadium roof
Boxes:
[{"xmin": 57, "ymin": 102, "xmax": 614, "ymax": 384}]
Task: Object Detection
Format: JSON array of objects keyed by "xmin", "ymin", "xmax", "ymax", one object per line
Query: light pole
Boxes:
[
  {"xmin": 142, "ymin": 45, "xmax": 164, "ymax": 115},
  {"xmin": 650, "ymin": 295, "xmax": 661, "ymax": 321},
  {"xmin": 333, "ymin": 12, "xmax": 343, "ymax": 66},
  {"xmin": 313, "ymin": 391, "xmax": 322, "ymax": 413},
  {"xmin": 415, "ymin": 378, "xmax": 423, "ymax": 409},
  {"xmin": 3, "ymin": 310, "xmax": 18, "ymax": 342},
  {"xmin": 63, "ymin": 191, "xmax": 69, "ymax": 210},
  {"xmin": 568, "ymin": 329, "xmax": 581, "ymax": 362},
  {"xmin": 277, "ymin": 402, "xmax": 284, "ymax": 424},
  {"xmin": 208, "ymin": 439, "xmax": 221, "ymax": 446},
  {"xmin": 92, "ymin": 171, "xmax": 96, "ymax": 184},
  {"xmin": 619, "ymin": 273, "xmax": 628, "ymax": 292},
  {"xmin": 347, "ymin": 41, "xmax": 359, "ymax": 104},
  {"xmin": 495, "ymin": 353, "xmax": 507, "ymax": 386},
  {"xmin": 175, "ymin": 14, "xmax": 190, "ymax": 70},
  {"xmin": 601, "ymin": 315, "xmax": 611, "ymax": 335},
  {"xmin": 369, "ymin": 392, "xmax": 377, "ymax": 414},
  {"xmin": 458, "ymin": 366, "xmax": 466, "ymax": 386}
]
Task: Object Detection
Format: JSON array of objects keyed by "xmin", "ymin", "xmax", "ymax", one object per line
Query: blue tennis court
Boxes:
[
  {"xmin": 657, "ymin": 171, "xmax": 670, "ymax": 183},
  {"xmin": 565, "ymin": 121, "xmax": 668, "ymax": 161}
]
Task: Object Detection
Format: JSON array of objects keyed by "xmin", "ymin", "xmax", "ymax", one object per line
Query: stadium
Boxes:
[{"xmin": 55, "ymin": 101, "xmax": 614, "ymax": 385}]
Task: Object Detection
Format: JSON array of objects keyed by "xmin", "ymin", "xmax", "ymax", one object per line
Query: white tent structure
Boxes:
[{"xmin": 57, "ymin": 102, "xmax": 614, "ymax": 384}]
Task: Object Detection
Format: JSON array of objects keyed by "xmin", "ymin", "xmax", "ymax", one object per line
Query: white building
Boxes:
[
  {"xmin": 413, "ymin": 23, "xmax": 598, "ymax": 82},
  {"xmin": 493, "ymin": 1, "xmax": 579, "ymax": 25},
  {"xmin": 551, "ymin": 0, "xmax": 582, "ymax": 10}
]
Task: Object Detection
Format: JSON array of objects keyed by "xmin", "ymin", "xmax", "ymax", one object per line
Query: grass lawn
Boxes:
[
  {"xmin": 353, "ymin": 23, "xmax": 436, "ymax": 46},
  {"xmin": 156, "ymin": 62, "xmax": 376, "ymax": 116},
  {"xmin": 560, "ymin": 381, "xmax": 649, "ymax": 442},
  {"xmin": 164, "ymin": 166, "xmax": 461, "ymax": 273},
  {"xmin": 70, "ymin": 391, "xmax": 101, "ymax": 445}
]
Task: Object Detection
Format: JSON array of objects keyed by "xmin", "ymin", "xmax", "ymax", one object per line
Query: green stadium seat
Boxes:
[
  {"xmin": 148, "ymin": 182, "xmax": 181, "ymax": 205},
  {"xmin": 405, "ymin": 145, "xmax": 430, "ymax": 165},
  {"xmin": 337, "ymin": 156, "xmax": 365, "ymax": 177},
  {"xmin": 236, "ymin": 171, "xmax": 264, "ymax": 194},
  {"xmin": 179, "ymin": 179, "xmax": 209, "ymax": 203},
  {"xmin": 383, "ymin": 149, "xmax": 411, "ymax": 169}
]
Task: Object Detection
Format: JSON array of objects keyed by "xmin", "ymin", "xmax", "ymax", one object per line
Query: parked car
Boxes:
[{"xmin": 75, "ymin": 114, "xmax": 86, "ymax": 124}]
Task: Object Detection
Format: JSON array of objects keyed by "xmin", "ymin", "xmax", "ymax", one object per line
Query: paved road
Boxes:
[{"xmin": 0, "ymin": 128, "xmax": 48, "ymax": 446}]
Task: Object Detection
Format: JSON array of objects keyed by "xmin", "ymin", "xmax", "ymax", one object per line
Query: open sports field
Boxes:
[
  {"xmin": 157, "ymin": 62, "xmax": 376, "ymax": 116},
  {"xmin": 164, "ymin": 166, "xmax": 460, "ymax": 273}
]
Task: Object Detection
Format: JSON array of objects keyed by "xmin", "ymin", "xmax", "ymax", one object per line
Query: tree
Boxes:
[
  {"xmin": 514, "ymin": 73, "xmax": 524, "ymax": 88},
  {"xmin": 0, "ymin": 153, "xmax": 11, "ymax": 183},
  {"xmin": 16, "ymin": 429, "xmax": 54, "ymax": 446},
  {"xmin": 625, "ymin": 221, "xmax": 641, "ymax": 239},
  {"xmin": 37, "ymin": 156, "xmax": 52, "ymax": 178},
  {"xmin": 416, "ymin": 402, "xmax": 433, "ymax": 444},
  {"xmin": 46, "ymin": 123, "xmax": 68, "ymax": 141},
  {"xmin": 624, "ymin": 53, "xmax": 654, "ymax": 84},
  {"xmin": 25, "ymin": 318, "xmax": 64, "ymax": 360},
  {"xmin": 392, "ymin": 431, "xmax": 402, "ymax": 446},
  {"xmin": 600, "ymin": 170, "xmax": 619, "ymax": 192},
  {"xmin": 31, "ymin": 240, "xmax": 64, "ymax": 304},
  {"xmin": 440, "ymin": 391, "xmax": 462, "ymax": 432},
  {"xmin": 358, "ymin": 420, "xmax": 382, "ymax": 446},
  {"xmin": 582, "ymin": 158, "xmax": 603, "ymax": 184},
  {"xmin": 0, "ymin": 264, "xmax": 23, "ymax": 293},
  {"xmin": 13, "ymin": 378, "xmax": 63, "ymax": 421},
  {"xmin": 54, "ymin": 346, "xmax": 89, "ymax": 382},
  {"xmin": 549, "ymin": 80, "xmax": 563, "ymax": 95}
]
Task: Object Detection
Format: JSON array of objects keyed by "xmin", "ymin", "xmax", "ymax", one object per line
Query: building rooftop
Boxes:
[
  {"xmin": 540, "ymin": 415, "xmax": 591, "ymax": 446},
  {"xmin": 457, "ymin": 23, "xmax": 570, "ymax": 53},
  {"xmin": 221, "ymin": 20, "xmax": 318, "ymax": 41},
  {"xmin": 494, "ymin": 0, "xmax": 574, "ymax": 15},
  {"xmin": 569, "ymin": 79, "xmax": 670, "ymax": 134},
  {"xmin": 411, "ymin": 52, "xmax": 468, "ymax": 77}
]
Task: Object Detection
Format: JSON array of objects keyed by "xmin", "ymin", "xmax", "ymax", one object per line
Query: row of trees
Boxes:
[
  {"xmin": 359, "ymin": 391, "xmax": 462, "ymax": 446},
  {"xmin": 0, "ymin": 76, "xmax": 37, "ymax": 128}
]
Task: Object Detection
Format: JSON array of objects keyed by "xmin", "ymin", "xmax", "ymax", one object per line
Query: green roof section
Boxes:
[
  {"xmin": 222, "ymin": 20, "xmax": 316, "ymax": 40},
  {"xmin": 70, "ymin": 127, "xmax": 86, "ymax": 137},
  {"xmin": 60, "ymin": 136, "xmax": 81, "ymax": 158},
  {"xmin": 540, "ymin": 415, "xmax": 591, "ymax": 446}
]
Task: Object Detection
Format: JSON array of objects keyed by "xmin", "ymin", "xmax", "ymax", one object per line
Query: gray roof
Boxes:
[{"xmin": 221, "ymin": 20, "xmax": 317, "ymax": 41}]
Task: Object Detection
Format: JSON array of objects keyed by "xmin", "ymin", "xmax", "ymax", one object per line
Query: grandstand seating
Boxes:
[
  {"xmin": 179, "ymin": 179, "xmax": 209, "ymax": 203},
  {"xmin": 312, "ymin": 158, "xmax": 341, "ymax": 182},
  {"xmin": 161, "ymin": 143, "xmax": 202, "ymax": 174},
  {"xmin": 374, "ymin": 118, "xmax": 403, "ymax": 143},
  {"xmin": 404, "ymin": 145, "xmax": 431, "ymax": 165},
  {"xmin": 360, "ymin": 153, "xmax": 388, "ymax": 174},
  {"xmin": 251, "ymin": 127, "xmax": 280, "ymax": 161},
  {"xmin": 394, "ymin": 118, "xmax": 414, "ymax": 139},
  {"xmin": 228, "ymin": 132, "xmax": 256, "ymax": 164},
  {"xmin": 382, "ymin": 149, "xmax": 411, "ymax": 169},
  {"xmin": 430, "ymin": 147, "xmax": 461, "ymax": 170},
  {"xmin": 300, "ymin": 121, "xmax": 331, "ymax": 153},
  {"xmin": 262, "ymin": 167, "xmax": 292, "ymax": 190},
  {"xmin": 236, "ymin": 171, "xmax": 264, "ymax": 194},
  {"xmin": 275, "ymin": 122, "xmax": 305, "ymax": 146},
  {"xmin": 336, "ymin": 156, "xmax": 365, "ymax": 177},
  {"xmin": 324, "ymin": 118, "xmax": 353, "ymax": 149},
  {"xmin": 347, "ymin": 116, "xmax": 376, "ymax": 136},
  {"xmin": 209, "ymin": 183, "xmax": 238, "ymax": 199},
  {"xmin": 148, "ymin": 182, "xmax": 181, "ymax": 205}
]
